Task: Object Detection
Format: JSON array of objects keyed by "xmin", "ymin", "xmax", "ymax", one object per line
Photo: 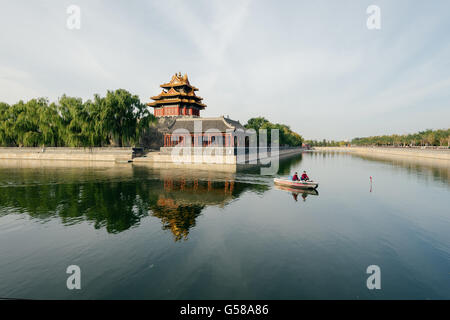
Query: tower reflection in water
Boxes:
[{"xmin": 150, "ymin": 178, "xmax": 237, "ymax": 241}]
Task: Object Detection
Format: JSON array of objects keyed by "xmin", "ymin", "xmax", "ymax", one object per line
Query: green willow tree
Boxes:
[
  {"xmin": 0, "ymin": 89, "xmax": 156, "ymax": 147},
  {"xmin": 10, "ymin": 99, "xmax": 50, "ymax": 147},
  {"xmin": 58, "ymin": 95, "xmax": 91, "ymax": 147},
  {"xmin": 100, "ymin": 89, "xmax": 146, "ymax": 147},
  {"xmin": 0, "ymin": 102, "xmax": 13, "ymax": 146}
]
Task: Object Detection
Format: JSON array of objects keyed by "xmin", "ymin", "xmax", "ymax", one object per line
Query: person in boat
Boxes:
[
  {"xmin": 292, "ymin": 172, "xmax": 300, "ymax": 181},
  {"xmin": 301, "ymin": 171, "xmax": 309, "ymax": 181}
]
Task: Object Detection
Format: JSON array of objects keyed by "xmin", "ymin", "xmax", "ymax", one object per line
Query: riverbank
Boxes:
[
  {"xmin": 313, "ymin": 147, "xmax": 450, "ymax": 161},
  {"xmin": 0, "ymin": 147, "xmax": 304, "ymax": 172},
  {"xmin": 0, "ymin": 147, "xmax": 134, "ymax": 162}
]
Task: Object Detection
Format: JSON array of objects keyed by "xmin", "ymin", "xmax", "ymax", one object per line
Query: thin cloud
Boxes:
[{"xmin": 0, "ymin": 0, "xmax": 448, "ymax": 140}]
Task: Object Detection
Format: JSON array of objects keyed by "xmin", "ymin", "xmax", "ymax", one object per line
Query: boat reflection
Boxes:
[{"xmin": 274, "ymin": 185, "xmax": 319, "ymax": 202}]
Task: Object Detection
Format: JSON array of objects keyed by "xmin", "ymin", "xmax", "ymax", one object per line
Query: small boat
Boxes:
[{"xmin": 274, "ymin": 178, "xmax": 319, "ymax": 190}]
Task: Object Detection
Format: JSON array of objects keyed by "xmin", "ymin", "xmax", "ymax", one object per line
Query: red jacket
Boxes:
[
  {"xmin": 292, "ymin": 174, "xmax": 299, "ymax": 181},
  {"xmin": 301, "ymin": 173, "xmax": 309, "ymax": 180}
]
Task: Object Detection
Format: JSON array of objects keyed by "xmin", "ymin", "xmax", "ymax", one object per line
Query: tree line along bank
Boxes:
[{"xmin": 0, "ymin": 92, "xmax": 304, "ymax": 148}]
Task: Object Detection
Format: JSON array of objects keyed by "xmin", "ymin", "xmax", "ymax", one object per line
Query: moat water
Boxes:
[{"xmin": 0, "ymin": 152, "xmax": 449, "ymax": 299}]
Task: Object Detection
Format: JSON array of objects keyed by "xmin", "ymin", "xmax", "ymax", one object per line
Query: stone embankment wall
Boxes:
[
  {"xmin": 0, "ymin": 147, "xmax": 134, "ymax": 162},
  {"xmin": 134, "ymin": 147, "xmax": 303, "ymax": 172},
  {"xmin": 0, "ymin": 146, "xmax": 304, "ymax": 171}
]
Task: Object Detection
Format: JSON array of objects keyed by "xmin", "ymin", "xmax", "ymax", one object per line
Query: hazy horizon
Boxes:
[{"xmin": 1, "ymin": 0, "xmax": 449, "ymax": 141}]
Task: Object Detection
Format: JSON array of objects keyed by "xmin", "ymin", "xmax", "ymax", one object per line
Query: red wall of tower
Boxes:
[{"xmin": 154, "ymin": 106, "xmax": 200, "ymax": 117}]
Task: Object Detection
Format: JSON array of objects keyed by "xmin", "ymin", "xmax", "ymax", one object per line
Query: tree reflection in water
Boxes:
[
  {"xmin": 0, "ymin": 166, "xmax": 268, "ymax": 240},
  {"xmin": 0, "ymin": 155, "xmax": 305, "ymax": 240}
]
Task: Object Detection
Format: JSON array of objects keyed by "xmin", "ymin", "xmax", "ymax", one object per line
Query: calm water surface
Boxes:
[{"xmin": 0, "ymin": 152, "xmax": 449, "ymax": 299}]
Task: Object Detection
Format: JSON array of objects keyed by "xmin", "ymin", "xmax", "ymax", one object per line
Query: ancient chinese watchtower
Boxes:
[
  {"xmin": 148, "ymin": 73, "xmax": 245, "ymax": 149},
  {"xmin": 148, "ymin": 73, "xmax": 206, "ymax": 117}
]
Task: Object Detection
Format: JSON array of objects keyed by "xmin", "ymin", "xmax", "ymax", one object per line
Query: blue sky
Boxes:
[{"xmin": 0, "ymin": 0, "xmax": 449, "ymax": 140}]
